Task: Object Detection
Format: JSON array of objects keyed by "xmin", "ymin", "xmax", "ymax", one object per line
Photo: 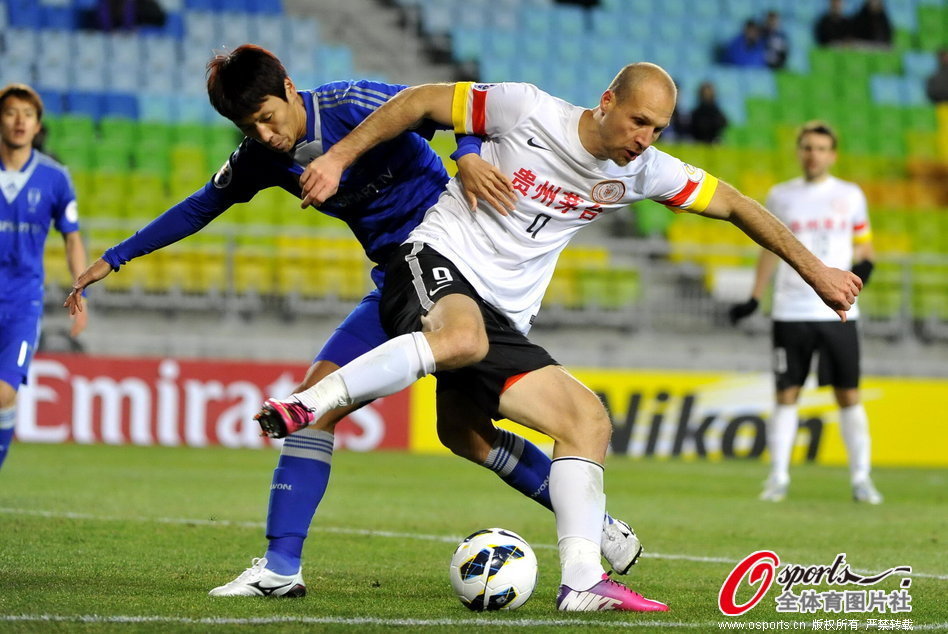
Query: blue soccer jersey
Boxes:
[
  {"xmin": 0, "ymin": 149, "xmax": 79, "ymax": 308},
  {"xmin": 103, "ymin": 80, "xmax": 454, "ymax": 282}
]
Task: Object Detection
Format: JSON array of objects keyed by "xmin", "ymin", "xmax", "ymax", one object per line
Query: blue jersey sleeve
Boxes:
[
  {"xmin": 103, "ymin": 142, "xmax": 269, "ymax": 270},
  {"xmin": 51, "ymin": 167, "xmax": 80, "ymax": 235}
]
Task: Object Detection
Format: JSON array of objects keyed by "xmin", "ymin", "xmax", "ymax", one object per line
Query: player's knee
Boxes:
[
  {"xmin": 0, "ymin": 384, "xmax": 16, "ymax": 410},
  {"xmin": 440, "ymin": 327, "xmax": 488, "ymax": 368},
  {"xmin": 437, "ymin": 422, "xmax": 485, "ymax": 463}
]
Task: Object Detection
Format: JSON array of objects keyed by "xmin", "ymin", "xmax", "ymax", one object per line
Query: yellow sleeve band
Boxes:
[
  {"xmin": 854, "ymin": 231, "xmax": 873, "ymax": 244},
  {"xmin": 452, "ymin": 82, "xmax": 473, "ymax": 134},
  {"xmin": 690, "ymin": 174, "xmax": 719, "ymax": 212}
]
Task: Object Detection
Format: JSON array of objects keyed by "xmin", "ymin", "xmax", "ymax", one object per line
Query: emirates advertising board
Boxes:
[
  {"xmin": 16, "ymin": 355, "xmax": 947, "ymax": 467},
  {"xmin": 16, "ymin": 354, "xmax": 410, "ymax": 451}
]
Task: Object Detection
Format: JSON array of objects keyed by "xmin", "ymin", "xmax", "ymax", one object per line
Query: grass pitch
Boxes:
[{"xmin": 0, "ymin": 442, "xmax": 944, "ymax": 632}]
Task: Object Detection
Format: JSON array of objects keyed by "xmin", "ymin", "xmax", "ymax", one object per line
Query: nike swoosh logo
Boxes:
[{"xmin": 527, "ymin": 136, "xmax": 551, "ymax": 151}]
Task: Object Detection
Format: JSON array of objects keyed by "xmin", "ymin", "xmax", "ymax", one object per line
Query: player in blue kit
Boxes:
[
  {"xmin": 1, "ymin": 83, "xmax": 89, "ymax": 472},
  {"xmin": 66, "ymin": 45, "xmax": 641, "ymax": 597},
  {"xmin": 1, "ymin": 84, "xmax": 90, "ymax": 469}
]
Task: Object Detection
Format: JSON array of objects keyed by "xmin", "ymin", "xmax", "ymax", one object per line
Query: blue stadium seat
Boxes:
[
  {"xmin": 175, "ymin": 95, "xmax": 216, "ymax": 123},
  {"xmin": 37, "ymin": 30, "xmax": 72, "ymax": 69},
  {"xmin": 72, "ymin": 61, "xmax": 108, "ymax": 92},
  {"xmin": 870, "ymin": 75, "xmax": 906, "ymax": 105},
  {"xmin": 251, "ymin": 15, "xmax": 284, "ymax": 49},
  {"xmin": 40, "ymin": 4, "xmax": 77, "ymax": 30},
  {"xmin": 108, "ymin": 34, "xmax": 143, "ymax": 61},
  {"xmin": 164, "ymin": 12, "xmax": 186, "ymax": 38},
  {"xmin": 35, "ymin": 64, "xmax": 71, "ymax": 92},
  {"xmin": 0, "ymin": 2, "xmax": 7, "ymax": 30},
  {"xmin": 138, "ymin": 93, "xmax": 176, "ymax": 122},
  {"xmin": 247, "ymin": 0, "xmax": 284, "ymax": 14},
  {"xmin": 903, "ymin": 51, "xmax": 938, "ymax": 78},
  {"xmin": 103, "ymin": 93, "xmax": 139, "ymax": 119},
  {"xmin": 184, "ymin": 0, "xmax": 217, "ymax": 10},
  {"xmin": 453, "ymin": 26, "xmax": 484, "ymax": 63},
  {"xmin": 65, "ymin": 91, "xmax": 105, "ymax": 120},
  {"xmin": 3, "ymin": 28, "xmax": 38, "ymax": 67},
  {"xmin": 1, "ymin": 57, "xmax": 33, "ymax": 86},
  {"xmin": 217, "ymin": 12, "xmax": 253, "ymax": 46},
  {"xmin": 6, "ymin": 0, "xmax": 41, "ymax": 28},
  {"xmin": 37, "ymin": 89, "xmax": 65, "ymax": 117}
]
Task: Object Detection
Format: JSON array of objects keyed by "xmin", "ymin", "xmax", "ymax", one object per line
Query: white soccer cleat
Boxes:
[
  {"xmin": 759, "ymin": 477, "xmax": 789, "ymax": 502},
  {"xmin": 601, "ymin": 518, "xmax": 643, "ymax": 575},
  {"xmin": 208, "ymin": 557, "xmax": 306, "ymax": 597},
  {"xmin": 852, "ymin": 479, "xmax": 883, "ymax": 505}
]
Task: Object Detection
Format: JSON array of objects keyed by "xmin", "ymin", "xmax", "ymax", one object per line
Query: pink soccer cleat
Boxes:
[
  {"xmin": 556, "ymin": 574, "xmax": 669, "ymax": 612},
  {"xmin": 254, "ymin": 398, "xmax": 315, "ymax": 438}
]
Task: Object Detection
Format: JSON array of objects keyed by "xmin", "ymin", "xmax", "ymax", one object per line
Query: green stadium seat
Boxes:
[
  {"xmin": 98, "ymin": 117, "xmax": 138, "ymax": 144},
  {"xmin": 91, "ymin": 138, "xmax": 133, "ymax": 172}
]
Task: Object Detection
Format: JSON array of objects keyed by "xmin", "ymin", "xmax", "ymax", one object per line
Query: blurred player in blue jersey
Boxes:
[
  {"xmin": 64, "ymin": 45, "xmax": 643, "ymax": 597},
  {"xmin": 0, "ymin": 83, "xmax": 89, "ymax": 472}
]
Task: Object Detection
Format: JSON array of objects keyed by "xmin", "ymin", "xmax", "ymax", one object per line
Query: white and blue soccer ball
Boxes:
[{"xmin": 448, "ymin": 528, "xmax": 538, "ymax": 611}]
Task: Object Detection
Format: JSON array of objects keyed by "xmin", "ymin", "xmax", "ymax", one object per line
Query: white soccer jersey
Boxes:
[
  {"xmin": 766, "ymin": 176, "xmax": 871, "ymax": 321},
  {"xmin": 408, "ymin": 82, "xmax": 719, "ymax": 334}
]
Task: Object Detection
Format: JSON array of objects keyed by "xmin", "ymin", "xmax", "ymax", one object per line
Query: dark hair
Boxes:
[
  {"xmin": 797, "ymin": 120, "xmax": 838, "ymax": 149},
  {"xmin": 0, "ymin": 83, "xmax": 44, "ymax": 120},
  {"xmin": 206, "ymin": 44, "xmax": 289, "ymax": 121}
]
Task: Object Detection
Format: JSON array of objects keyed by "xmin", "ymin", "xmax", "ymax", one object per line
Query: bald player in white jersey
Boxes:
[
  {"xmin": 254, "ymin": 64, "xmax": 863, "ymax": 612},
  {"xmin": 729, "ymin": 121, "xmax": 881, "ymax": 505}
]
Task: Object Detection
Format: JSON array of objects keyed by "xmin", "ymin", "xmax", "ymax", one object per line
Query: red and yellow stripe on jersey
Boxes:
[
  {"xmin": 660, "ymin": 171, "xmax": 719, "ymax": 213},
  {"xmin": 853, "ymin": 220, "xmax": 872, "ymax": 244},
  {"xmin": 452, "ymin": 81, "xmax": 488, "ymax": 135}
]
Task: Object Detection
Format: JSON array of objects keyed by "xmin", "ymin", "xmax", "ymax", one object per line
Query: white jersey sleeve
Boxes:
[
  {"xmin": 451, "ymin": 82, "xmax": 539, "ymax": 138},
  {"xmin": 851, "ymin": 187, "xmax": 871, "ymax": 244},
  {"xmin": 641, "ymin": 148, "xmax": 719, "ymax": 213}
]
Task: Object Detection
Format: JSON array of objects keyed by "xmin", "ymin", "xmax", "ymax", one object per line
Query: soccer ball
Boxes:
[{"xmin": 448, "ymin": 528, "xmax": 538, "ymax": 611}]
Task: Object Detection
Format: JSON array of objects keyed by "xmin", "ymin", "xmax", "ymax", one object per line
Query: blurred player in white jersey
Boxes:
[
  {"xmin": 256, "ymin": 65, "xmax": 863, "ymax": 611},
  {"xmin": 729, "ymin": 121, "xmax": 880, "ymax": 504}
]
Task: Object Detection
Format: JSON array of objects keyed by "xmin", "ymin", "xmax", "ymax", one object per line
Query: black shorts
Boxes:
[
  {"xmin": 380, "ymin": 242, "xmax": 557, "ymax": 418},
  {"xmin": 772, "ymin": 320, "xmax": 861, "ymax": 391}
]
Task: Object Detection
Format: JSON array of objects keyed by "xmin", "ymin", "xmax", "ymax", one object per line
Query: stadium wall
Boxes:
[{"xmin": 17, "ymin": 354, "xmax": 947, "ymax": 467}]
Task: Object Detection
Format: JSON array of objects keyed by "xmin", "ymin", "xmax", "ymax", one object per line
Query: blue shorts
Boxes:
[
  {"xmin": 315, "ymin": 288, "xmax": 389, "ymax": 367},
  {"xmin": 0, "ymin": 302, "xmax": 42, "ymax": 389}
]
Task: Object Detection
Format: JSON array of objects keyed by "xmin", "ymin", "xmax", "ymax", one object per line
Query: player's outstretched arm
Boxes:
[
  {"xmin": 64, "ymin": 257, "xmax": 112, "ymax": 317},
  {"xmin": 702, "ymin": 181, "xmax": 862, "ymax": 321},
  {"xmin": 63, "ymin": 231, "xmax": 90, "ymax": 336},
  {"xmin": 300, "ymin": 84, "xmax": 458, "ymax": 208}
]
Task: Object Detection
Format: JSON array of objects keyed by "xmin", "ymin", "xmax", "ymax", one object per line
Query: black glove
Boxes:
[
  {"xmin": 852, "ymin": 260, "xmax": 874, "ymax": 286},
  {"xmin": 729, "ymin": 298, "xmax": 759, "ymax": 325}
]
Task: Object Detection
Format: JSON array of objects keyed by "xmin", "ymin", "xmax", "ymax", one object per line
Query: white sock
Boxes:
[
  {"xmin": 294, "ymin": 332, "xmax": 436, "ymax": 419},
  {"xmin": 840, "ymin": 403, "xmax": 871, "ymax": 484},
  {"xmin": 768, "ymin": 405, "xmax": 798, "ymax": 485},
  {"xmin": 550, "ymin": 457, "xmax": 607, "ymax": 590}
]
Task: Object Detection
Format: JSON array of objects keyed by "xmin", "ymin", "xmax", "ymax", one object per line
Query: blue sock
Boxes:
[
  {"xmin": 484, "ymin": 429, "xmax": 554, "ymax": 510},
  {"xmin": 0, "ymin": 407, "xmax": 15, "ymax": 471},
  {"xmin": 264, "ymin": 429, "xmax": 334, "ymax": 575}
]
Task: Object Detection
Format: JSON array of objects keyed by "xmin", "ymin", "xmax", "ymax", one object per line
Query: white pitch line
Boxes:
[
  {"xmin": 0, "ymin": 614, "xmax": 704, "ymax": 628},
  {"xmin": 1, "ymin": 507, "xmax": 946, "ymax": 581},
  {"xmin": 3, "ymin": 615, "xmax": 946, "ymax": 630}
]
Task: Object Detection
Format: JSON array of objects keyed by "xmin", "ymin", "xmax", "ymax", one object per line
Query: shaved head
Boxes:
[{"xmin": 607, "ymin": 63, "xmax": 677, "ymax": 104}]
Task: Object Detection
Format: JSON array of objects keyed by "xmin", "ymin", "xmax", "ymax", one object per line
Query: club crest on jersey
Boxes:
[
  {"xmin": 682, "ymin": 163, "xmax": 705, "ymax": 183},
  {"xmin": 27, "ymin": 187, "xmax": 41, "ymax": 212},
  {"xmin": 591, "ymin": 180, "xmax": 625, "ymax": 204},
  {"xmin": 213, "ymin": 160, "xmax": 233, "ymax": 189},
  {"xmin": 473, "ymin": 83, "xmax": 495, "ymax": 91}
]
